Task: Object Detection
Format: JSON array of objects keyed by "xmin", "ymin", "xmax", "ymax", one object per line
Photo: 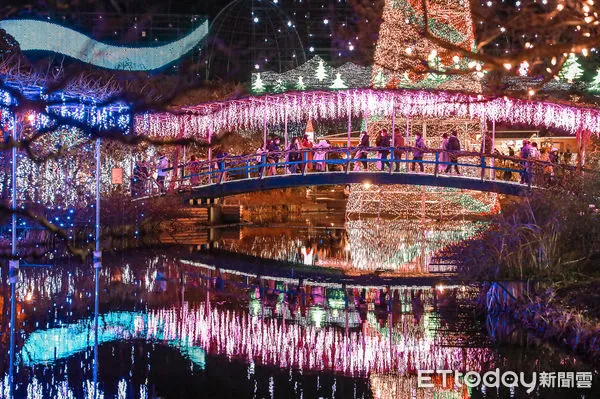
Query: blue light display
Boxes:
[
  {"xmin": 0, "ymin": 19, "xmax": 209, "ymax": 71},
  {"xmin": 20, "ymin": 311, "xmax": 206, "ymax": 368}
]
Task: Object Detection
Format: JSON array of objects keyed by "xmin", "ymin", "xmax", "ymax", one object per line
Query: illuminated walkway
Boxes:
[{"xmin": 174, "ymin": 147, "xmax": 553, "ymax": 199}]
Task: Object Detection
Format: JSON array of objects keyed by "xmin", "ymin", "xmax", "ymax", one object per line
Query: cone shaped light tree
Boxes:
[{"xmin": 372, "ymin": 0, "xmax": 480, "ymax": 91}]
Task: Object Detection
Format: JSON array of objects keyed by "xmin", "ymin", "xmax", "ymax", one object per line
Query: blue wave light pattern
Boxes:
[{"xmin": 0, "ymin": 19, "xmax": 209, "ymax": 71}]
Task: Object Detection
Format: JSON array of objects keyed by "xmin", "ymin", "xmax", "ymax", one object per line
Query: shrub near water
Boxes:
[{"xmin": 452, "ymin": 174, "xmax": 600, "ymax": 281}]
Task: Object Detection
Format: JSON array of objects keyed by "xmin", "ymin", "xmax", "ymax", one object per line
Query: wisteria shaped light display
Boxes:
[
  {"xmin": 136, "ymin": 89, "xmax": 600, "ymax": 139},
  {"xmin": 145, "ymin": 302, "xmax": 495, "ymax": 377}
]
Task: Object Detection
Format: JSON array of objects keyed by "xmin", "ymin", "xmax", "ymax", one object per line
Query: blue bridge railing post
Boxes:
[
  {"xmin": 345, "ymin": 149, "xmax": 351, "ymax": 174},
  {"xmin": 218, "ymin": 160, "xmax": 225, "ymax": 184},
  {"xmin": 302, "ymin": 151, "xmax": 308, "ymax": 176},
  {"xmin": 260, "ymin": 155, "xmax": 266, "ymax": 179},
  {"xmin": 480, "ymin": 156, "xmax": 486, "ymax": 181},
  {"xmin": 434, "ymin": 152, "xmax": 439, "ymax": 177}
]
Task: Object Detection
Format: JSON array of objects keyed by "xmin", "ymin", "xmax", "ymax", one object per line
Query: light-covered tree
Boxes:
[
  {"xmin": 251, "ymin": 73, "xmax": 266, "ymax": 93},
  {"xmin": 272, "ymin": 79, "xmax": 286, "ymax": 93},
  {"xmin": 558, "ymin": 53, "xmax": 584, "ymax": 83},
  {"xmin": 295, "ymin": 76, "xmax": 307, "ymax": 90},
  {"xmin": 589, "ymin": 69, "xmax": 600, "ymax": 93},
  {"xmin": 329, "ymin": 73, "xmax": 348, "ymax": 89},
  {"xmin": 372, "ymin": 69, "xmax": 387, "ymax": 88},
  {"xmin": 315, "ymin": 60, "xmax": 328, "ymax": 82}
]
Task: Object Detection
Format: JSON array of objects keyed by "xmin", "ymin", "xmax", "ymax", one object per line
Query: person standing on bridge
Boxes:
[
  {"xmin": 214, "ymin": 147, "xmax": 229, "ymax": 182},
  {"xmin": 156, "ymin": 152, "xmax": 169, "ymax": 194},
  {"xmin": 267, "ymin": 137, "xmax": 281, "ymax": 176},
  {"xmin": 376, "ymin": 129, "xmax": 391, "ymax": 171},
  {"xmin": 411, "ymin": 132, "xmax": 426, "ymax": 172},
  {"xmin": 440, "ymin": 133, "xmax": 449, "ymax": 173},
  {"xmin": 301, "ymin": 134, "xmax": 314, "ymax": 172},
  {"xmin": 393, "ymin": 128, "xmax": 405, "ymax": 172},
  {"xmin": 445, "ymin": 131, "xmax": 461, "ymax": 174},
  {"xmin": 255, "ymin": 145, "xmax": 267, "ymax": 177},
  {"xmin": 354, "ymin": 131, "xmax": 369, "ymax": 171},
  {"xmin": 313, "ymin": 139, "xmax": 331, "ymax": 172},
  {"xmin": 287, "ymin": 137, "xmax": 302, "ymax": 174},
  {"xmin": 188, "ymin": 155, "xmax": 201, "ymax": 186},
  {"xmin": 519, "ymin": 140, "xmax": 532, "ymax": 184}
]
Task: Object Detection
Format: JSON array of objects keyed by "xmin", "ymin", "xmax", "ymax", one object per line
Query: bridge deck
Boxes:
[
  {"xmin": 187, "ymin": 171, "xmax": 529, "ymax": 198},
  {"xmin": 173, "ymin": 147, "xmax": 540, "ymax": 199},
  {"xmin": 128, "ymin": 146, "xmax": 563, "ymax": 200}
]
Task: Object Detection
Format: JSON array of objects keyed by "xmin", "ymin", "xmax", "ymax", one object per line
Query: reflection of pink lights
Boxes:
[{"xmin": 143, "ymin": 303, "xmax": 495, "ymax": 377}]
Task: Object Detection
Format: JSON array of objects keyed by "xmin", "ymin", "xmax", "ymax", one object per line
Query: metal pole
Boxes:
[
  {"xmin": 481, "ymin": 116, "xmax": 485, "ymax": 153},
  {"xmin": 481, "ymin": 114, "xmax": 486, "ymax": 179},
  {"xmin": 208, "ymin": 126, "xmax": 213, "ymax": 184},
  {"xmin": 491, "ymin": 119, "xmax": 496, "ymax": 180},
  {"xmin": 405, "ymin": 116, "xmax": 410, "ymax": 172},
  {"xmin": 390, "ymin": 99, "xmax": 395, "ymax": 174},
  {"xmin": 391, "ymin": 99, "xmax": 395, "ymax": 138},
  {"xmin": 284, "ymin": 105, "xmax": 288, "ymax": 149},
  {"xmin": 347, "ymin": 102, "xmax": 351, "ymax": 148},
  {"xmin": 8, "ymin": 114, "xmax": 18, "ymax": 399},
  {"xmin": 263, "ymin": 98, "xmax": 268, "ymax": 148},
  {"xmin": 93, "ymin": 137, "xmax": 102, "ymax": 399},
  {"xmin": 182, "ymin": 145, "xmax": 186, "ymax": 180}
]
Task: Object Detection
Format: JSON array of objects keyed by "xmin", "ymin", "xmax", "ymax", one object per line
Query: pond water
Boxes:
[{"xmin": 0, "ymin": 215, "xmax": 598, "ymax": 398}]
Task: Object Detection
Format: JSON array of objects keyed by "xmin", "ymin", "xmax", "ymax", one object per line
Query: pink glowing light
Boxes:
[
  {"xmin": 135, "ymin": 89, "xmax": 600, "ymax": 138},
  {"xmin": 142, "ymin": 303, "xmax": 496, "ymax": 377}
]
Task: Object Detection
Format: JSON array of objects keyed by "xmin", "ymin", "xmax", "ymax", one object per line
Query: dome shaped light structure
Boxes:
[{"xmin": 206, "ymin": 0, "xmax": 306, "ymax": 81}]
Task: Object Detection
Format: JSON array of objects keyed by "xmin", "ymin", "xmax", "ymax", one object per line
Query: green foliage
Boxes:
[{"xmin": 452, "ymin": 175, "xmax": 600, "ymax": 281}]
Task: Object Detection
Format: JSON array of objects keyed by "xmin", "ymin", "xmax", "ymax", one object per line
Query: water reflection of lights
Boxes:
[
  {"xmin": 215, "ymin": 218, "xmax": 486, "ymax": 274},
  {"xmin": 14, "ymin": 258, "xmax": 168, "ymax": 302},
  {"xmin": 346, "ymin": 219, "xmax": 487, "ymax": 273},
  {"xmin": 370, "ymin": 374, "xmax": 468, "ymax": 399},
  {"xmin": 0, "ymin": 376, "xmax": 149, "ymax": 399},
  {"xmin": 20, "ymin": 311, "xmax": 206, "ymax": 368},
  {"xmin": 19, "ymin": 296, "xmax": 494, "ymax": 380},
  {"xmin": 6, "ymin": 255, "xmax": 495, "ymax": 397},
  {"xmin": 143, "ymin": 301, "xmax": 495, "ymax": 377},
  {"xmin": 347, "ymin": 185, "xmax": 499, "ymax": 218}
]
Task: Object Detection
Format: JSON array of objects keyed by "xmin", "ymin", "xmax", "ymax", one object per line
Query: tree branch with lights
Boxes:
[{"xmin": 370, "ymin": 0, "xmax": 600, "ymax": 96}]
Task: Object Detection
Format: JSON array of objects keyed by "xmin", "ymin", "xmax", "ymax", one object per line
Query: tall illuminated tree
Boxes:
[{"xmin": 372, "ymin": 0, "xmax": 479, "ymax": 91}]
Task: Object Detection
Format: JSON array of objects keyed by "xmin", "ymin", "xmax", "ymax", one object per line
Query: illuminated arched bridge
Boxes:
[{"xmin": 173, "ymin": 147, "xmax": 559, "ymax": 199}]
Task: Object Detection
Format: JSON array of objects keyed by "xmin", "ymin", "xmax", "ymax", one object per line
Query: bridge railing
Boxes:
[{"xmin": 135, "ymin": 146, "xmax": 585, "ymax": 197}]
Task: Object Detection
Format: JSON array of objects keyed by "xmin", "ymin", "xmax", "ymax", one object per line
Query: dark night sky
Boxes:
[{"xmin": 2, "ymin": 0, "xmax": 365, "ymax": 79}]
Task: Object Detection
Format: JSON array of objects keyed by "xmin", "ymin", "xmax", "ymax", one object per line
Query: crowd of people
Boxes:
[
  {"xmin": 130, "ymin": 131, "xmax": 576, "ymax": 196},
  {"xmin": 130, "ymin": 152, "xmax": 170, "ymax": 197}
]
